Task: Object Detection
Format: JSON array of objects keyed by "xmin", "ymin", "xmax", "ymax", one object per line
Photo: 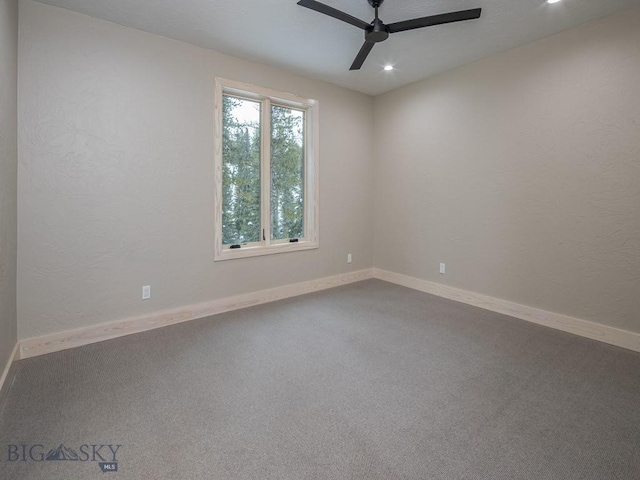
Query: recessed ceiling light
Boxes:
[
  {"xmin": 384, "ymin": 65, "xmax": 394, "ymax": 71},
  {"xmin": 547, "ymin": 0, "xmax": 561, "ymax": 4}
]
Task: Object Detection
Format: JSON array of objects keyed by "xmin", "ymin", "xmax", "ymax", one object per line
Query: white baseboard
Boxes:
[
  {"xmin": 373, "ymin": 268, "xmax": 640, "ymax": 353},
  {"xmin": 0, "ymin": 342, "xmax": 20, "ymax": 408},
  {"xmin": 19, "ymin": 269, "xmax": 375, "ymax": 359},
  {"xmin": 17, "ymin": 267, "xmax": 640, "ymax": 359}
]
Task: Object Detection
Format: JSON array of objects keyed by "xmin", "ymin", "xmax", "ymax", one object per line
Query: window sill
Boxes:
[{"xmin": 214, "ymin": 240, "xmax": 319, "ymax": 261}]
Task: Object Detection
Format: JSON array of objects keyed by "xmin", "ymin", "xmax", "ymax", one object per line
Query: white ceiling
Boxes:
[{"xmin": 34, "ymin": 0, "xmax": 640, "ymax": 96}]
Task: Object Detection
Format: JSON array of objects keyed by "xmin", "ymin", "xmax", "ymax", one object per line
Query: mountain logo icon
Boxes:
[{"xmin": 45, "ymin": 444, "xmax": 80, "ymax": 461}]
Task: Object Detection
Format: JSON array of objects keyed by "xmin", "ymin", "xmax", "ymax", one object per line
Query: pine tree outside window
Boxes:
[{"xmin": 214, "ymin": 79, "xmax": 319, "ymax": 261}]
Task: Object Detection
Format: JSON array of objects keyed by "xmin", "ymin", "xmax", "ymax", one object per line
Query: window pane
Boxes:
[
  {"xmin": 222, "ymin": 95, "xmax": 261, "ymax": 245},
  {"xmin": 271, "ymin": 105, "xmax": 305, "ymax": 241}
]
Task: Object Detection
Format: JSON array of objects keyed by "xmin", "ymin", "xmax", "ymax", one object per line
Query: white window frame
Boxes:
[{"xmin": 214, "ymin": 78, "xmax": 319, "ymax": 261}]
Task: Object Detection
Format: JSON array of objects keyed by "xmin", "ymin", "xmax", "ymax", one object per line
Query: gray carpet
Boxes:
[{"xmin": 1, "ymin": 279, "xmax": 639, "ymax": 479}]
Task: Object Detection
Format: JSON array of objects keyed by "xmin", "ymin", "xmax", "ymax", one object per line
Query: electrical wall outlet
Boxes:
[
  {"xmin": 347, "ymin": 253, "xmax": 352, "ymax": 264},
  {"xmin": 142, "ymin": 285, "xmax": 151, "ymax": 300},
  {"xmin": 439, "ymin": 263, "xmax": 446, "ymax": 274}
]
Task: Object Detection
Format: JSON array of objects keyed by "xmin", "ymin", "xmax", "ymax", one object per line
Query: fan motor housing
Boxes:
[{"xmin": 366, "ymin": 18, "xmax": 389, "ymax": 43}]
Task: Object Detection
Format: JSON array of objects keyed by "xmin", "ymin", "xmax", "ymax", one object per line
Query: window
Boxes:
[{"xmin": 214, "ymin": 78, "xmax": 319, "ymax": 261}]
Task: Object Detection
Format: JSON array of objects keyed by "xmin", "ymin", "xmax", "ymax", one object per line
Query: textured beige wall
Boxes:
[
  {"xmin": 374, "ymin": 9, "xmax": 640, "ymax": 333},
  {"xmin": 0, "ymin": 0, "xmax": 18, "ymax": 365},
  {"xmin": 17, "ymin": 0, "xmax": 374, "ymax": 339}
]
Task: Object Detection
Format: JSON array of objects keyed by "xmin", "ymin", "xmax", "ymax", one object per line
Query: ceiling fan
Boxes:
[{"xmin": 297, "ymin": 0, "xmax": 482, "ymax": 70}]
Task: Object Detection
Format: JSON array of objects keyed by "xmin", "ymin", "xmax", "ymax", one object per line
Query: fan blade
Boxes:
[
  {"xmin": 387, "ymin": 8, "xmax": 482, "ymax": 34},
  {"xmin": 297, "ymin": 0, "xmax": 370, "ymax": 30},
  {"xmin": 350, "ymin": 41, "xmax": 375, "ymax": 70}
]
